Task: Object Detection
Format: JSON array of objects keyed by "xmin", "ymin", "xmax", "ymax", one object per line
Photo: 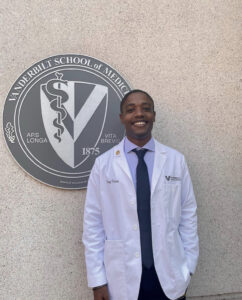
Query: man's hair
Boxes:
[{"xmin": 120, "ymin": 89, "xmax": 155, "ymax": 113}]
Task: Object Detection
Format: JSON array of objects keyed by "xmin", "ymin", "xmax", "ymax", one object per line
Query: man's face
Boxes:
[{"xmin": 120, "ymin": 92, "xmax": 156, "ymax": 146}]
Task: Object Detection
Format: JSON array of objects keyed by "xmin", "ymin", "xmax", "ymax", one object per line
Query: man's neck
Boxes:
[{"xmin": 126, "ymin": 136, "xmax": 152, "ymax": 147}]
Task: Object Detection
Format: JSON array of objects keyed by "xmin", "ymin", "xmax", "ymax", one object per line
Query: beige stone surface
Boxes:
[{"xmin": 0, "ymin": 0, "xmax": 241, "ymax": 299}]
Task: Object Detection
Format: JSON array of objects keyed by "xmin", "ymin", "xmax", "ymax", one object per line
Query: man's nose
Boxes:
[{"xmin": 135, "ymin": 107, "xmax": 144, "ymax": 117}]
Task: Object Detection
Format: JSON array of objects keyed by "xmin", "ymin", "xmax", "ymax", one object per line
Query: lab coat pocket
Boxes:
[
  {"xmin": 173, "ymin": 232, "xmax": 191, "ymax": 284},
  {"xmin": 104, "ymin": 240, "xmax": 127, "ymax": 300},
  {"xmin": 164, "ymin": 183, "xmax": 181, "ymax": 227}
]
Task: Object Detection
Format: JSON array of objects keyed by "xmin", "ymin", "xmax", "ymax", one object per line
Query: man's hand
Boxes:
[{"xmin": 93, "ymin": 285, "xmax": 109, "ymax": 300}]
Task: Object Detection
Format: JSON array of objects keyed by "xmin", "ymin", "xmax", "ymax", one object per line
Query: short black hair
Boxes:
[{"xmin": 120, "ymin": 89, "xmax": 154, "ymax": 113}]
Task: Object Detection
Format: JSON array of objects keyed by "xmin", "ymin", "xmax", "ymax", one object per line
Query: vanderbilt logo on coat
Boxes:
[
  {"xmin": 3, "ymin": 54, "xmax": 131, "ymax": 189},
  {"xmin": 165, "ymin": 176, "xmax": 181, "ymax": 181}
]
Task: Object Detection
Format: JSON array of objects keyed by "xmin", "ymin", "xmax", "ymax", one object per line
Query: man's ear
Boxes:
[
  {"xmin": 153, "ymin": 111, "xmax": 156, "ymax": 122},
  {"xmin": 119, "ymin": 113, "xmax": 124, "ymax": 124}
]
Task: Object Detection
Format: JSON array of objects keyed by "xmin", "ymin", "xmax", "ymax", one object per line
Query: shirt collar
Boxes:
[{"xmin": 124, "ymin": 137, "xmax": 155, "ymax": 154}]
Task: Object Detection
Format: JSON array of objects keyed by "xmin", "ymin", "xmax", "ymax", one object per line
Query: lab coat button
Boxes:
[
  {"xmin": 130, "ymin": 200, "xmax": 135, "ymax": 205},
  {"xmin": 135, "ymin": 252, "xmax": 139, "ymax": 258},
  {"xmin": 133, "ymin": 224, "xmax": 138, "ymax": 230}
]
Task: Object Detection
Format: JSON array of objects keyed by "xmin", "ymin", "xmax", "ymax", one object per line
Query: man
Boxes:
[{"xmin": 83, "ymin": 90, "xmax": 199, "ymax": 300}]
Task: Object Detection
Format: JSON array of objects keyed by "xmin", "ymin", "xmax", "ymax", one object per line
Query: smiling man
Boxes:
[{"xmin": 83, "ymin": 90, "xmax": 199, "ymax": 300}]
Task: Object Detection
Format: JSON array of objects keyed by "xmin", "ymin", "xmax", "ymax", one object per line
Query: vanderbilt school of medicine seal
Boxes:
[{"xmin": 3, "ymin": 54, "xmax": 131, "ymax": 189}]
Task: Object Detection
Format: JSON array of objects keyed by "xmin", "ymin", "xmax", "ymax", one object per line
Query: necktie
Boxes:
[{"xmin": 133, "ymin": 149, "xmax": 154, "ymax": 268}]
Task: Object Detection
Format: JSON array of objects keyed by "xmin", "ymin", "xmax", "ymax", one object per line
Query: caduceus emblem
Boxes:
[
  {"xmin": 44, "ymin": 72, "xmax": 68, "ymax": 142},
  {"xmin": 40, "ymin": 72, "xmax": 108, "ymax": 168}
]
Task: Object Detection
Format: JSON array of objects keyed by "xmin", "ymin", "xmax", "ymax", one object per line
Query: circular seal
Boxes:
[{"xmin": 3, "ymin": 54, "xmax": 131, "ymax": 189}]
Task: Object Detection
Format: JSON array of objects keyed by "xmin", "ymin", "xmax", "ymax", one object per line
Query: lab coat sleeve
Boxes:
[
  {"xmin": 179, "ymin": 156, "xmax": 199, "ymax": 275},
  {"xmin": 82, "ymin": 158, "xmax": 107, "ymax": 287}
]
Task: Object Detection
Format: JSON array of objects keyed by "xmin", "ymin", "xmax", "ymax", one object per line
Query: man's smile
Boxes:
[{"xmin": 132, "ymin": 121, "xmax": 147, "ymax": 127}]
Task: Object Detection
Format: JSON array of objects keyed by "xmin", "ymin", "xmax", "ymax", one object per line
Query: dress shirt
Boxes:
[{"xmin": 124, "ymin": 137, "xmax": 155, "ymax": 188}]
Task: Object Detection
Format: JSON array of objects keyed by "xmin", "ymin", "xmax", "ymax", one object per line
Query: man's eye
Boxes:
[
  {"xmin": 126, "ymin": 109, "xmax": 134, "ymax": 113},
  {"xmin": 143, "ymin": 107, "xmax": 151, "ymax": 111}
]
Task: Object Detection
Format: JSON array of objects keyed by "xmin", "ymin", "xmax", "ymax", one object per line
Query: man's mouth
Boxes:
[{"xmin": 133, "ymin": 121, "xmax": 147, "ymax": 127}]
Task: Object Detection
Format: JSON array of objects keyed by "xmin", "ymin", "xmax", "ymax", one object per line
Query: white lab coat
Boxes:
[{"xmin": 83, "ymin": 138, "xmax": 199, "ymax": 300}]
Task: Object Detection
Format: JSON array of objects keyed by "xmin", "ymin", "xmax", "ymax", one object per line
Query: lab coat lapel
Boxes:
[
  {"xmin": 112, "ymin": 139, "xmax": 134, "ymax": 184},
  {"xmin": 151, "ymin": 140, "xmax": 167, "ymax": 197}
]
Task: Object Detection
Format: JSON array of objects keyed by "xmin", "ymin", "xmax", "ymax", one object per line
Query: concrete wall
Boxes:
[{"xmin": 0, "ymin": 0, "xmax": 241, "ymax": 299}]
